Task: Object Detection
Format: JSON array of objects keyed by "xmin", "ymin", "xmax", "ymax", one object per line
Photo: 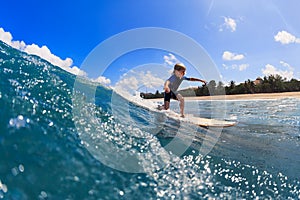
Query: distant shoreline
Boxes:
[{"xmin": 146, "ymin": 91, "xmax": 300, "ymax": 101}]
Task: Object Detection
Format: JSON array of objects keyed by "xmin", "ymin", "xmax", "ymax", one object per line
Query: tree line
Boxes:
[{"xmin": 140, "ymin": 74, "xmax": 300, "ymax": 99}]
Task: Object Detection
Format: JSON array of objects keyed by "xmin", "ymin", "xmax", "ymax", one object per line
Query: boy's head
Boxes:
[
  {"xmin": 174, "ymin": 63, "xmax": 186, "ymax": 78},
  {"xmin": 174, "ymin": 63, "xmax": 186, "ymax": 71}
]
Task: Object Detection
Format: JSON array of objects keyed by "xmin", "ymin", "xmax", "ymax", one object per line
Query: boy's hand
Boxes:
[{"xmin": 164, "ymin": 86, "xmax": 170, "ymax": 93}]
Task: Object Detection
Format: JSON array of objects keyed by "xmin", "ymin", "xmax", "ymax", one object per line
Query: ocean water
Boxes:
[{"xmin": 0, "ymin": 40, "xmax": 299, "ymax": 199}]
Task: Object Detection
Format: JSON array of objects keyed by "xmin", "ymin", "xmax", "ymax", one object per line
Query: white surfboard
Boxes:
[
  {"xmin": 165, "ymin": 112, "xmax": 237, "ymax": 128},
  {"xmin": 120, "ymin": 92, "xmax": 236, "ymax": 128}
]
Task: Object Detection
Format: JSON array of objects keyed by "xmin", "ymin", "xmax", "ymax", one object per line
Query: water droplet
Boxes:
[
  {"xmin": 48, "ymin": 121, "xmax": 54, "ymax": 127},
  {"xmin": 18, "ymin": 164, "xmax": 24, "ymax": 172},
  {"xmin": 39, "ymin": 191, "xmax": 47, "ymax": 199},
  {"xmin": 17, "ymin": 115, "xmax": 24, "ymax": 121},
  {"xmin": 0, "ymin": 180, "xmax": 8, "ymax": 193},
  {"xmin": 11, "ymin": 167, "xmax": 18, "ymax": 176},
  {"xmin": 74, "ymin": 176, "xmax": 79, "ymax": 182},
  {"xmin": 8, "ymin": 115, "xmax": 31, "ymax": 129}
]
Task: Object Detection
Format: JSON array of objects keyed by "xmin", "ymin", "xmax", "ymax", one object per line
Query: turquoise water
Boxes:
[{"xmin": 0, "ymin": 40, "xmax": 299, "ymax": 199}]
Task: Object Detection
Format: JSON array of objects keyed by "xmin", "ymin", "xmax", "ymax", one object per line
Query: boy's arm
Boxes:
[
  {"xmin": 164, "ymin": 80, "xmax": 171, "ymax": 92},
  {"xmin": 189, "ymin": 77, "xmax": 207, "ymax": 84}
]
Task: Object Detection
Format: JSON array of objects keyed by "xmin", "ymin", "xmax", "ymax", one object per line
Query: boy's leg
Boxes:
[
  {"xmin": 157, "ymin": 101, "xmax": 170, "ymax": 110},
  {"xmin": 176, "ymin": 94, "xmax": 185, "ymax": 117},
  {"xmin": 164, "ymin": 101, "xmax": 170, "ymax": 110},
  {"xmin": 162, "ymin": 91, "xmax": 171, "ymax": 110}
]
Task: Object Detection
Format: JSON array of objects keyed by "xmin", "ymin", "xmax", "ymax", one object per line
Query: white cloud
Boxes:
[
  {"xmin": 219, "ymin": 17, "xmax": 237, "ymax": 32},
  {"xmin": 238, "ymin": 64, "xmax": 249, "ymax": 71},
  {"xmin": 262, "ymin": 63, "xmax": 293, "ymax": 80},
  {"xmin": 116, "ymin": 76, "xmax": 139, "ymax": 92},
  {"xmin": 0, "ymin": 28, "xmax": 27, "ymax": 50},
  {"xmin": 163, "ymin": 53, "xmax": 180, "ymax": 66},
  {"xmin": 279, "ymin": 61, "xmax": 294, "ymax": 71},
  {"xmin": 116, "ymin": 70, "xmax": 165, "ymax": 95},
  {"xmin": 222, "ymin": 64, "xmax": 229, "ymax": 70},
  {"xmin": 65, "ymin": 66, "xmax": 87, "ymax": 77},
  {"xmin": 0, "ymin": 28, "xmax": 13, "ymax": 44},
  {"xmin": 0, "ymin": 27, "xmax": 86, "ymax": 76},
  {"xmin": 92, "ymin": 76, "xmax": 111, "ymax": 85},
  {"xmin": 23, "ymin": 44, "xmax": 73, "ymax": 68},
  {"xmin": 274, "ymin": 30, "xmax": 300, "ymax": 44},
  {"xmin": 223, "ymin": 63, "xmax": 249, "ymax": 71},
  {"xmin": 222, "ymin": 51, "xmax": 245, "ymax": 61},
  {"xmin": 142, "ymin": 71, "xmax": 165, "ymax": 88},
  {"xmin": 119, "ymin": 67, "xmax": 129, "ymax": 72}
]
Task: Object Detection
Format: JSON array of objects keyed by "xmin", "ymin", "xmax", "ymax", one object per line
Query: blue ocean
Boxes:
[{"xmin": 0, "ymin": 40, "xmax": 299, "ymax": 199}]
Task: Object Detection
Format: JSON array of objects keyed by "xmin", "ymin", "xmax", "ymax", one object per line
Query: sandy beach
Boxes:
[{"xmin": 148, "ymin": 91, "xmax": 300, "ymax": 101}]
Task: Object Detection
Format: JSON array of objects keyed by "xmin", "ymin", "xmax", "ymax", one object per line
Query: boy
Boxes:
[{"xmin": 159, "ymin": 63, "xmax": 206, "ymax": 117}]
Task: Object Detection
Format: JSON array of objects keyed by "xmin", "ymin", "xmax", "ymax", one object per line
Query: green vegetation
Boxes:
[{"xmin": 140, "ymin": 75, "xmax": 300, "ymax": 99}]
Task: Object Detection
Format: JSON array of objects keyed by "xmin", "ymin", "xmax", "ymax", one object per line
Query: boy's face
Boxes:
[{"xmin": 175, "ymin": 69, "xmax": 185, "ymax": 78}]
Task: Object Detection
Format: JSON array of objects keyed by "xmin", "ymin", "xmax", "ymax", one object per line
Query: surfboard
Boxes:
[
  {"xmin": 120, "ymin": 92, "xmax": 236, "ymax": 128},
  {"xmin": 162, "ymin": 111, "xmax": 237, "ymax": 128}
]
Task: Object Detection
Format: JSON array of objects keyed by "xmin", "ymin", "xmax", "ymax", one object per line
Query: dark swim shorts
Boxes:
[{"xmin": 164, "ymin": 91, "xmax": 178, "ymax": 102}]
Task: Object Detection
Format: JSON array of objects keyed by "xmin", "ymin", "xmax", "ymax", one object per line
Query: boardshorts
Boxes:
[{"xmin": 164, "ymin": 91, "xmax": 178, "ymax": 102}]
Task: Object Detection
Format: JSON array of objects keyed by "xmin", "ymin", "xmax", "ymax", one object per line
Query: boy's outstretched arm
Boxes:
[{"xmin": 189, "ymin": 78, "xmax": 207, "ymax": 84}]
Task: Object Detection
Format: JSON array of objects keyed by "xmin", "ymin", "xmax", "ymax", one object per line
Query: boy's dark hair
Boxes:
[{"xmin": 174, "ymin": 63, "xmax": 186, "ymax": 71}]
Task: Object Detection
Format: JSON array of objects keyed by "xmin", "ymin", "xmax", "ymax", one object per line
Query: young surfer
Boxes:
[{"xmin": 159, "ymin": 63, "xmax": 207, "ymax": 117}]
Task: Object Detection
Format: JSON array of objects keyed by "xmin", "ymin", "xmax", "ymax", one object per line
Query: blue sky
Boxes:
[{"xmin": 1, "ymin": 0, "xmax": 300, "ymax": 90}]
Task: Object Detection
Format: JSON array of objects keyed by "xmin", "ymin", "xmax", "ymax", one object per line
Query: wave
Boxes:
[{"xmin": 0, "ymin": 41, "xmax": 299, "ymax": 199}]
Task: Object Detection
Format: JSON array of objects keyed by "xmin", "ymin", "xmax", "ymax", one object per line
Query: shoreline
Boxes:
[{"xmin": 147, "ymin": 91, "xmax": 300, "ymax": 101}]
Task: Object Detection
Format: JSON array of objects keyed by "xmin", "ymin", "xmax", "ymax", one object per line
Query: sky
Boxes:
[{"xmin": 1, "ymin": 0, "xmax": 300, "ymax": 91}]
